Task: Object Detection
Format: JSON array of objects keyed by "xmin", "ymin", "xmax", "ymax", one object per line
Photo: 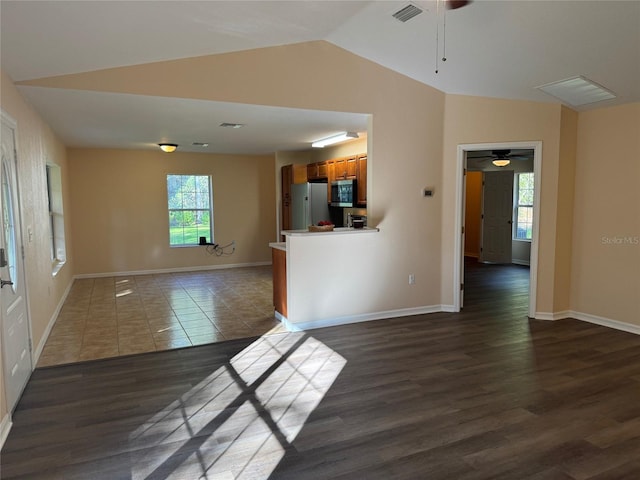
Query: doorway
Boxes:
[
  {"xmin": 453, "ymin": 142, "xmax": 542, "ymax": 318},
  {"xmin": 1, "ymin": 111, "xmax": 33, "ymax": 412}
]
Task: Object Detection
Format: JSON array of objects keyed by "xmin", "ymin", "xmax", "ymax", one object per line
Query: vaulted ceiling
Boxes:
[{"xmin": 2, "ymin": 1, "xmax": 638, "ymax": 153}]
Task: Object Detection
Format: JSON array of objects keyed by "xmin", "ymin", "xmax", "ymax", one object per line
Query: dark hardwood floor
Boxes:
[{"xmin": 3, "ymin": 261, "xmax": 640, "ymax": 479}]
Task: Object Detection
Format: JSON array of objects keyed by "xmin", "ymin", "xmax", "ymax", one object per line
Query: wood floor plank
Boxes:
[{"xmin": 2, "ymin": 260, "xmax": 640, "ymax": 479}]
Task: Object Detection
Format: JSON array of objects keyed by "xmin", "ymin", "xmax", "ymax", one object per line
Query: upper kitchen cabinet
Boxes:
[
  {"xmin": 307, "ymin": 161, "xmax": 329, "ymax": 181},
  {"xmin": 334, "ymin": 156, "xmax": 357, "ymax": 180},
  {"xmin": 357, "ymin": 154, "xmax": 367, "ymax": 206}
]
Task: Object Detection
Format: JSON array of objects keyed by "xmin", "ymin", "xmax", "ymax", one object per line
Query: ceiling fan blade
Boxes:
[
  {"xmin": 507, "ymin": 156, "xmax": 531, "ymax": 161},
  {"xmin": 446, "ymin": 0, "xmax": 472, "ymax": 10},
  {"xmin": 469, "ymin": 156, "xmax": 494, "ymax": 161}
]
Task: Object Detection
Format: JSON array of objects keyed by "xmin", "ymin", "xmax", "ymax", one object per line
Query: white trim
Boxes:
[
  {"xmin": 571, "ymin": 311, "xmax": 640, "ymax": 336},
  {"xmin": 73, "ymin": 261, "xmax": 272, "ymax": 280},
  {"xmin": 534, "ymin": 311, "xmax": 570, "ymax": 321},
  {"xmin": 0, "ymin": 413, "xmax": 12, "ymax": 450},
  {"xmin": 277, "ymin": 305, "xmax": 446, "ymax": 332},
  {"xmin": 32, "ymin": 279, "xmax": 74, "ymax": 367},
  {"xmin": 454, "ymin": 141, "xmax": 542, "ymax": 318},
  {"xmin": 534, "ymin": 310, "xmax": 640, "ymax": 335}
]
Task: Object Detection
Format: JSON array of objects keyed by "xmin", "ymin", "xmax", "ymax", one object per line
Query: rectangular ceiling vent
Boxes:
[
  {"xmin": 536, "ymin": 76, "xmax": 616, "ymax": 107},
  {"xmin": 392, "ymin": 4, "xmax": 423, "ymax": 23},
  {"xmin": 219, "ymin": 122, "xmax": 245, "ymax": 129}
]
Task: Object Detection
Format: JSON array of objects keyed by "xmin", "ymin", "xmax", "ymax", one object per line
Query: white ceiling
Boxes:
[{"xmin": 1, "ymin": 0, "xmax": 639, "ymax": 154}]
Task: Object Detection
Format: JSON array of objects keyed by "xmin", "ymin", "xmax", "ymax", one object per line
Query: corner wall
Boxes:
[{"xmin": 571, "ymin": 103, "xmax": 640, "ymax": 326}]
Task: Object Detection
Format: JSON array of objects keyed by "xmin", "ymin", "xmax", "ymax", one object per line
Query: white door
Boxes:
[
  {"xmin": 1, "ymin": 113, "xmax": 32, "ymax": 412},
  {"xmin": 481, "ymin": 170, "xmax": 514, "ymax": 264}
]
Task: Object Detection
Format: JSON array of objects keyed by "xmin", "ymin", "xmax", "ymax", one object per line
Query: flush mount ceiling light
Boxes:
[
  {"xmin": 158, "ymin": 143, "xmax": 178, "ymax": 153},
  {"xmin": 492, "ymin": 159, "xmax": 511, "ymax": 167},
  {"xmin": 536, "ymin": 75, "xmax": 616, "ymax": 107},
  {"xmin": 311, "ymin": 132, "xmax": 359, "ymax": 148}
]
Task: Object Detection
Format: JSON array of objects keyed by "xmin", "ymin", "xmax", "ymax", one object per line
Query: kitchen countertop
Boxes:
[
  {"xmin": 281, "ymin": 227, "xmax": 379, "ymax": 237},
  {"xmin": 269, "ymin": 242, "xmax": 286, "ymax": 251}
]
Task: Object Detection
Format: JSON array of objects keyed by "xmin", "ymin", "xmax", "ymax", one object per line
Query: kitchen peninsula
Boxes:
[{"xmin": 270, "ymin": 226, "xmax": 380, "ymax": 331}]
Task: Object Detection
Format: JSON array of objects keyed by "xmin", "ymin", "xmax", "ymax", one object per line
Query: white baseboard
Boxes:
[
  {"xmin": 0, "ymin": 413, "xmax": 12, "ymax": 451},
  {"xmin": 32, "ymin": 279, "xmax": 74, "ymax": 367},
  {"xmin": 512, "ymin": 259, "xmax": 530, "ymax": 266},
  {"xmin": 277, "ymin": 305, "xmax": 445, "ymax": 332},
  {"xmin": 535, "ymin": 310, "xmax": 640, "ymax": 335},
  {"xmin": 73, "ymin": 261, "xmax": 272, "ymax": 279},
  {"xmin": 571, "ymin": 311, "xmax": 640, "ymax": 335},
  {"xmin": 534, "ymin": 310, "xmax": 571, "ymax": 321}
]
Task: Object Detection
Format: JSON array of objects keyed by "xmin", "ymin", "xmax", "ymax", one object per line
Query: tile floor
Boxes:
[{"xmin": 37, "ymin": 266, "xmax": 285, "ymax": 367}]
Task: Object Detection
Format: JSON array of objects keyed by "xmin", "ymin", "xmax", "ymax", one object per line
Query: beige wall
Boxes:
[
  {"xmin": 553, "ymin": 106, "xmax": 578, "ymax": 312},
  {"xmin": 1, "ymin": 69, "xmax": 74, "ymax": 421},
  {"xmin": 309, "ymin": 136, "xmax": 368, "ymax": 163},
  {"xmin": 68, "ymin": 149, "xmax": 276, "ymax": 275},
  {"xmin": 442, "ymin": 94, "xmax": 564, "ymax": 313},
  {"xmin": 571, "ymin": 103, "xmax": 640, "ymax": 325}
]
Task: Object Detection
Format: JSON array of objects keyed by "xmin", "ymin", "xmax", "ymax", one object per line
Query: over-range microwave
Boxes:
[{"xmin": 330, "ymin": 179, "xmax": 356, "ymax": 207}]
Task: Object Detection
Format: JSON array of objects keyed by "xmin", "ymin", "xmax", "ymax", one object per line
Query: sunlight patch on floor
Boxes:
[{"xmin": 129, "ymin": 332, "xmax": 346, "ymax": 479}]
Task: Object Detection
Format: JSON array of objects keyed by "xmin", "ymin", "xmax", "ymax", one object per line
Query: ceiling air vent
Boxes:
[
  {"xmin": 392, "ymin": 4, "xmax": 423, "ymax": 22},
  {"xmin": 219, "ymin": 123, "xmax": 245, "ymax": 129}
]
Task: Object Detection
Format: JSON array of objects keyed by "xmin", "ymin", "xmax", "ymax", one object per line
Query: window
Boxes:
[
  {"xmin": 167, "ymin": 174, "xmax": 213, "ymax": 246},
  {"xmin": 514, "ymin": 172, "xmax": 534, "ymax": 240},
  {"xmin": 46, "ymin": 164, "xmax": 66, "ymax": 273}
]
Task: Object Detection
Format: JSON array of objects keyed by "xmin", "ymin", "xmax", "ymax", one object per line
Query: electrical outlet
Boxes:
[{"xmin": 409, "ymin": 274, "xmax": 415, "ymax": 285}]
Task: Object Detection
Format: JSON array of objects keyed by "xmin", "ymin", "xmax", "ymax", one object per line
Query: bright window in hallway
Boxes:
[
  {"xmin": 167, "ymin": 174, "xmax": 213, "ymax": 246},
  {"xmin": 514, "ymin": 172, "xmax": 534, "ymax": 240},
  {"xmin": 46, "ymin": 163, "xmax": 66, "ymax": 274}
]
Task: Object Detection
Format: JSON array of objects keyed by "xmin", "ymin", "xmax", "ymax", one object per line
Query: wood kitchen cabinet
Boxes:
[
  {"xmin": 346, "ymin": 156, "xmax": 357, "ymax": 178},
  {"xmin": 317, "ymin": 161, "xmax": 328, "ymax": 178},
  {"xmin": 272, "ymin": 248, "xmax": 287, "ymax": 317},
  {"xmin": 281, "ymin": 165, "xmax": 293, "ymax": 233},
  {"xmin": 281, "ymin": 164, "xmax": 308, "ymax": 236},
  {"xmin": 307, "ymin": 162, "xmax": 318, "ymax": 180},
  {"xmin": 334, "ymin": 156, "xmax": 357, "ymax": 180},
  {"xmin": 307, "ymin": 161, "xmax": 328, "ymax": 181},
  {"xmin": 357, "ymin": 154, "xmax": 367, "ymax": 206}
]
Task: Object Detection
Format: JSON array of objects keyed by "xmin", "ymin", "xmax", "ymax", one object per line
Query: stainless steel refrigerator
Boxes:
[{"xmin": 290, "ymin": 183, "xmax": 330, "ymax": 230}]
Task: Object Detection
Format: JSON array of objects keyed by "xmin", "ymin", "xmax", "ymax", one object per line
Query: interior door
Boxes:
[
  {"xmin": 1, "ymin": 113, "xmax": 32, "ymax": 412},
  {"xmin": 481, "ymin": 170, "xmax": 514, "ymax": 264}
]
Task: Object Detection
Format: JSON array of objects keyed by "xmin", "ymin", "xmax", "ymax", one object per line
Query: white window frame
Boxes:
[
  {"xmin": 46, "ymin": 163, "xmax": 66, "ymax": 275},
  {"xmin": 167, "ymin": 174, "xmax": 214, "ymax": 247},
  {"xmin": 514, "ymin": 172, "xmax": 534, "ymax": 241}
]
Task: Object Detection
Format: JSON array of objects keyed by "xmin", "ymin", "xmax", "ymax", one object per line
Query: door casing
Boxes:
[{"xmin": 453, "ymin": 141, "xmax": 542, "ymax": 317}]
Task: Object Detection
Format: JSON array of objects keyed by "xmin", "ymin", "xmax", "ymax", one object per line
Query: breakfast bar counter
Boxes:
[{"xmin": 269, "ymin": 226, "xmax": 381, "ymax": 331}]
